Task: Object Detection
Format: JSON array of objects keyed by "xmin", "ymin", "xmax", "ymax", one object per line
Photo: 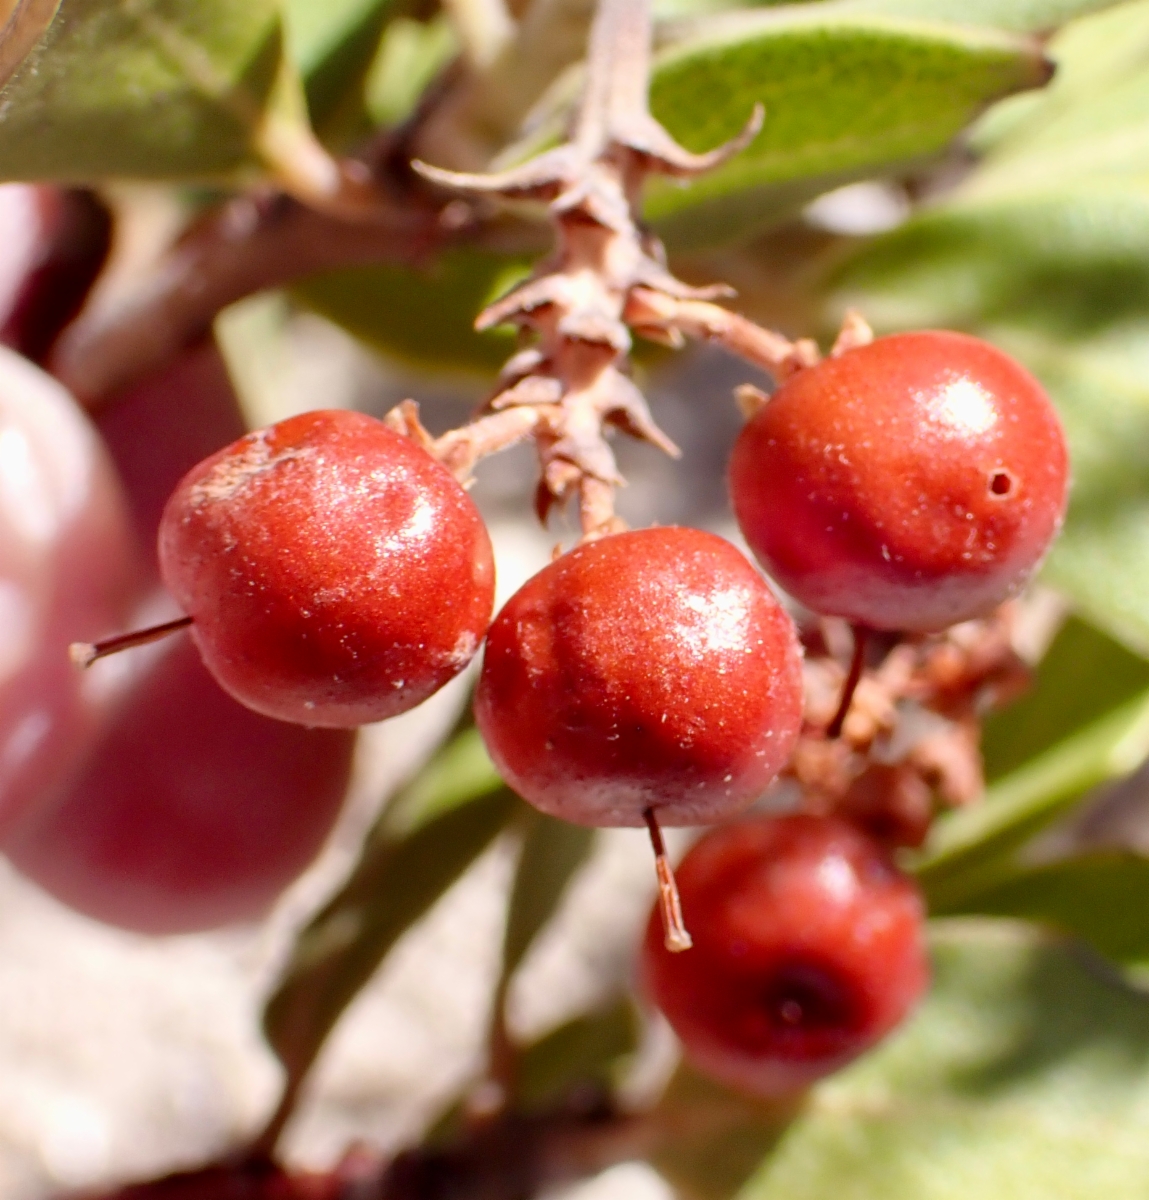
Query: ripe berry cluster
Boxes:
[
  {"xmin": 64, "ymin": 319, "xmax": 1066, "ymax": 1098},
  {"xmin": 642, "ymin": 328, "xmax": 1065, "ymax": 1094},
  {"xmin": 15, "ymin": 67, "xmax": 1067, "ymax": 1102},
  {"xmin": 0, "ymin": 0, "xmax": 1074, "ymax": 1175}
]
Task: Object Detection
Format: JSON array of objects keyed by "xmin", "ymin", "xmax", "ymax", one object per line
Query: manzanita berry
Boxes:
[
  {"xmin": 642, "ymin": 814, "xmax": 928, "ymax": 1098},
  {"xmin": 0, "ymin": 346, "xmax": 136, "ymax": 841},
  {"xmin": 474, "ymin": 526, "xmax": 803, "ymax": 829},
  {"xmin": 7, "ymin": 638, "xmax": 354, "ymax": 934},
  {"xmin": 157, "ymin": 409, "xmax": 495, "ymax": 727},
  {"xmin": 729, "ymin": 331, "xmax": 1069, "ymax": 631},
  {"xmin": 7, "ymin": 353, "xmax": 354, "ymax": 933}
]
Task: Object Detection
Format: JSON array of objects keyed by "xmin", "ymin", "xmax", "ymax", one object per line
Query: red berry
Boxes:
[
  {"xmin": 6, "ymin": 637, "xmax": 354, "ymax": 934},
  {"xmin": 644, "ymin": 814, "xmax": 927, "ymax": 1098},
  {"xmin": 729, "ymin": 331, "xmax": 1069, "ymax": 631},
  {"xmin": 474, "ymin": 527, "xmax": 803, "ymax": 828},
  {"xmin": 158, "ymin": 409, "xmax": 495, "ymax": 727},
  {"xmin": 0, "ymin": 347, "xmax": 137, "ymax": 841}
]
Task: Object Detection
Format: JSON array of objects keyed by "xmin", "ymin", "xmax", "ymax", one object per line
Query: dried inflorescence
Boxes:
[
  {"xmin": 786, "ymin": 608, "xmax": 1032, "ymax": 847},
  {"xmin": 387, "ymin": 0, "xmax": 817, "ymax": 537}
]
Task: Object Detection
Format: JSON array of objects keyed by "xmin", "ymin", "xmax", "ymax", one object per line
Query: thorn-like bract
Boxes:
[{"xmin": 412, "ymin": 0, "xmax": 804, "ymax": 536}]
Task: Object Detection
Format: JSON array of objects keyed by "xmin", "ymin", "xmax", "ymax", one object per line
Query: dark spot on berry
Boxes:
[
  {"xmin": 765, "ymin": 962, "xmax": 854, "ymax": 1031},
  {"xmin": 989, "ymin": 469, "xmax": 1015, "ymax": 497}
]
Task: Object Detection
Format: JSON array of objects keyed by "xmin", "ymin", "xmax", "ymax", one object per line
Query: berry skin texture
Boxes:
[
  {"xmin": 158, "ymin": 409, "xmax": 495, "ymax": 727},
  {"xmin": 729, "ymin": 331, "xmax": 1069, "ymax": 632},
  {"xmin": 474, "ymin": 527, "xmax": 803, "ymax": 828},
  {"xmin": 643, "ymin": 814, "xmax": 929, "ymax": 1098}
]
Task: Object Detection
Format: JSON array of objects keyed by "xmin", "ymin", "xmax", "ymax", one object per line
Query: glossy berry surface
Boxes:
[
  {"xmin": 643, "ymin": 814, "xmax": 928, "ymax": 1098},
  {"xmin": 158, "ymin": 409, "xmax": 495, "ymax": 727},
  {"xmin": 729, "ymin": 331, "xmax": 1069, "ymax": 631},
  {"xmin": 474, "ymin": 526, "xmax": 803, "ymax": 828}
]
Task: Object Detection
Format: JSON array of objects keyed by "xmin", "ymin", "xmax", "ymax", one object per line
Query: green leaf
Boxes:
[
  {"xmin": 737, "ymin": 919, "xmax": 1149, "ymax": 1200},
  {"xmin": 385, "ymin": 726, "xmax": 505, "ymax": 834},
  {"xmin": 283, "ymin": 0, "xmax": 396, "ymax": 137},
  {"xmin": 1014, "ymin": 321, "xmax": 1149, "ymax": 656},
  {"xmin": 503, "ymin": 812, "xmax": 596, "ymax": 979},
  {"xmin": 828, "ymin": 0, "xmax": 1129, "ymax": 34},
  {"xmin": 648, "ymin": 1065, "xmax": 795, "ymax": 1200},
  {"xmin": 831, "ymin": 183, "xmax": 1149, "ymax": 330},
  {"xmin": 662, "ymin": 0, "xmax": 1127, "ymax": 33},
  {"xmin": 643, "ymin": 11, "xmax": 1051, "ymax": 247},
  {"xmin": 982, "ymin": 616, "xmax": 1149, "ymax": 781},
  {"xmin": 914, "ymin": 687, "xmax": 1149, "ymax": 910},
  {"xmin": 293, "ymin": 249, "xmax": 531, "ymax": 375},
  {"xmin": 954, "ymin": 853, "xmax": 1149, "ymax": 964},
  {"xmin": 655, "ymin": 0, "xmax": 1127, "ymax": 36},
  {"xmin": 262, "ymin": 727, "xmax": 519, "ymax": 1092},
  {"xmin": 515, "ymin": 999, "xmax": 639, "ymax": 1110},
  {"xmin": 0, "ymin": 0, "xmax": 300, "ymax": 181},
  {"xmin": 960, "ymin": 0, "xmax": 1149, "ymax": 192},
  {"xmin": 364, "ymin": 15, "xmax": 458, "ymax": 128}
]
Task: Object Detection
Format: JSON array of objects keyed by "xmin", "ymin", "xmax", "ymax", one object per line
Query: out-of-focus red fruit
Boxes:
[
  {"xmin": 838, "ymin": 763, "xmax": 934, "ymax": 849},
  {"xmin": 729, "ymin": 331, "xmax": 1069, "ymax": 631},
  {"xmin": 2, "ymin": 348, "xmax": 356, "ymax": 933},
  {"xmin": 0, "ymin": 346, "xmax": 136, "ymax": 840},
  {"xmin": 642, "ymin": 814, "xmax": 928, "ymax": 1098},
  {"xmin": 0, "ymin": 184, "xmax": 111, "ymax": 363},
  {"xmin": 95, "ymin": 340, "xmax": 248, "ymax": 561},
  {"xmin": 158, "ymin": 409, "xmax": 496, "ymax": 727},
  {"xmin": 71, "ymin": 1160, "xmax": 343, "ymax": 1200},
  {"xmin": 475, "ymin": 527, "xmax": 804, "ymax": 828},
  {"xmin": 6, "ymin": 637, "xmax": 354, "ymax": 934}
]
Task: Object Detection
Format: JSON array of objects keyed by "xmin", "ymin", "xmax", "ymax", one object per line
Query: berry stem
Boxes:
[
  {"xmin": 827, "ymin": 625, "xmax": 867, "ymax": 740},
  {"xmin": 470, "ymin": 976, "xmax": 517, "ymax": 1123},
  {"xmin": 643, "ymin": 807, "xmax": 692, "ymax": 953},
  {"xmin": 51, "ymin": 193, "xmax": 462, "ymax": 408},
  {"xmin": 249, "ymin": 1074, "xmax": 302, "ymax": 1160},
  {"xmin": 575, "ymin": 0, "xmax": 655, "ymax": 152},
  {"xmin": 405, "ymin": 0, "xmax": 788, "ymax": 529},
  {"xmin": 69, "ymin": 614, "xmax": 193, "ymax": 668},
  {"xmin": 433, "ymin": 406, "xmax": 546, "ymax": 482},
  {"xmin": 578, "ymin": 475, "xmax": 626, "ymax": 540}
]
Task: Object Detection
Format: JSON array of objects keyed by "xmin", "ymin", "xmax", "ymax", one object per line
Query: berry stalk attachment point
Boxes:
[
  {"xmin": 644, "ymin": 807, "xmax": 692, "ymax": 953},
  {"xmin": 826, "ymin": 625, "xmax": 868, "ymax": 740},
  {"xmin": 69, "ymin": 614, "xmax": 193, "ymax": 668}
]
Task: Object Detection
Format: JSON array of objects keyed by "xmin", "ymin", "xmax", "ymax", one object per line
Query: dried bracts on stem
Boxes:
[{"xmin": 407, "ymin": 0, "xmax": 813, "ymax": 536}]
